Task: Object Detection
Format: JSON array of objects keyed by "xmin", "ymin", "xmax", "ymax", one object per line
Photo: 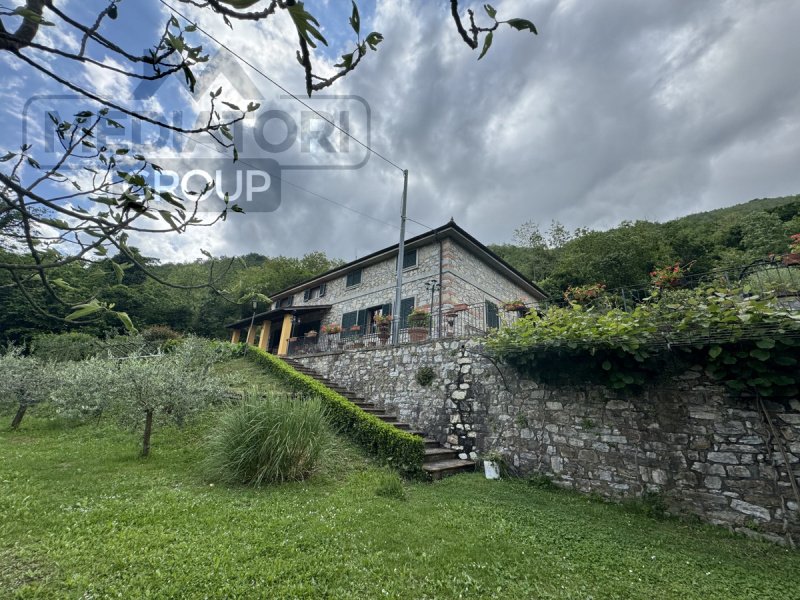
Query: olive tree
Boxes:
[{"xmin": 0, "ymin": 346, "xmax": 54, "ymax": 428}]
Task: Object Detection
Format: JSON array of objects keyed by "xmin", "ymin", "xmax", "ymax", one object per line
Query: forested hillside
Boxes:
[
  {"xmin": 0, "ymin": 250, "xmax": 342, "ymax": 345},
  {"xmin": 491, "ymin": 194, "xmax": 800, "ymax": 296},
  {"xmin": 2, "ymin": 195, "xmax": 798, "ymax": 345}
]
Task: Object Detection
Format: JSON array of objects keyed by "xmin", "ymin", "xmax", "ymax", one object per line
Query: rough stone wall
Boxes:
[
  {"xmin": 279, "ymin": 237, "xmax": 540, "ymax": 331},
  {"xmin": 441, "ymin": 238, "xmax": 536, "ymax": 309},
  {"xmin": 296, "ymin": 341, "xmax": 800, "ymax": 544}
]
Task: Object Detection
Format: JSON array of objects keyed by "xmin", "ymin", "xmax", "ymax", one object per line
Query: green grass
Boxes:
[{"xmin": 1, "ymin": 360, "xmax": 798, "ymax": 598}]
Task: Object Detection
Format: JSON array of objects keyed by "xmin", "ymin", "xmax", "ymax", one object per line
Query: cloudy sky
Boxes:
[{"xmin": 3, "ymin": 0, "xmax": 800, "ymax": 264}]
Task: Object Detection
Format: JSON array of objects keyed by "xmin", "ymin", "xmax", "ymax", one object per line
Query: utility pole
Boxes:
[{"xmin": 392, "ymin": 169, "xmax": 409, "ymax": 345}]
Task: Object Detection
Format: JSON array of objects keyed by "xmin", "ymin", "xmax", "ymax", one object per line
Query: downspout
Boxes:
[{"xmin": 438, "ymin": 234, "xmax": 444, "ymax": 338}]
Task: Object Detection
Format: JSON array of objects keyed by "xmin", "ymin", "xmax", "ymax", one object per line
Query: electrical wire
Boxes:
[{"xmin": 157, "ymin": 0, "xmax": 406, "ymax": 173}]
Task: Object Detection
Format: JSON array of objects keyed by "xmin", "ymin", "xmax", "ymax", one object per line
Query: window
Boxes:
[
  {"xmin": 346, "ymin": 268, "xmax": 362, "ymax": 287},
  {"xmin": 277, "ymin": 296, "xmax": 293, "ymax": 308},
  {"xmin": 303, "ymin": 284, "xmax": 327, "ymax": 302},
  {"xmin": 485, "ymin": 300, "xmax": 500, "ymax": 329},
  {"xmin": 402, "ymin": 248, "xmax": 417, "ymax": 270}
]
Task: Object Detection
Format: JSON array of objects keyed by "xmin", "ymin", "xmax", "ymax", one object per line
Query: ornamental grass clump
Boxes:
[{"xmin": 205, "ymin": 393, "xmax": 331, "ymax": 486}]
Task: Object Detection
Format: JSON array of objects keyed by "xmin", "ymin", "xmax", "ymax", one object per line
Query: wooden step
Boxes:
[
  {"xmin": 424, "ymin": 447, "xmax": 460, "ymax": 463},
  {"xmin": 423, "ymin": 459, "xmax": 476, "ymax": 480}
]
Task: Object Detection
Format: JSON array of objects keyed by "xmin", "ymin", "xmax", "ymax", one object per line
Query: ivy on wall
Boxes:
[{"xmin": 486, "ymin": 286, "xmax": 800, "ymax": 397}]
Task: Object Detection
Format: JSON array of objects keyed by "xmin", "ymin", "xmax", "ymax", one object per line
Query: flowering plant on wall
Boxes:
[
  {"xmin": 563, "ymin": 284, "xmax": 606, "ymax": 305},
  {"xmin": 650, "ymin": 262, "xmax": 693, "ymax": 288},
  {"xmin": 321, "ymin": 324, "xmax": 341, "ymax": 335},
  {"xmin": 789, "ymin": 233, "xmax": 800, "ymax": 254},
  {"xmin": 502, "ymin": 299, "xmax": 526, "ymax": 311},
  {"xmin": 374, "ymin": 314, "xmax": 393, "ymax": 326}
]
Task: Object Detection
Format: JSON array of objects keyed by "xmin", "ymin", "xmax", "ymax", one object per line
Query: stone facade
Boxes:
[
  {"xmin": 296, "ymin": 340, "xmax": 800, "ymax": 545},
  {"xmin": 271, "ymin": 234, "xmax": 538, "ymax": 331}
]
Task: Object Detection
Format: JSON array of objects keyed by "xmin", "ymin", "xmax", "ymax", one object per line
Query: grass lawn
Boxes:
[{"xmin": 1, "ymin": 360, "xmax": 798, "ymax": 598}]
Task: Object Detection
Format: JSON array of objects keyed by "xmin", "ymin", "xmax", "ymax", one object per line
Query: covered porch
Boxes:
[{"xmin": 225, "ymin": 305, "xmax": 331, "ymax": 355}]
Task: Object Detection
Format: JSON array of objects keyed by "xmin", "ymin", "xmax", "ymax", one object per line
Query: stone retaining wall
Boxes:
[{"xmin": 295, "ymin": 340, "xmax": 800, "ymax": 545}]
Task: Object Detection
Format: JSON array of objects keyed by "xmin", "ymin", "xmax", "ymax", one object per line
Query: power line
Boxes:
[{"xmin": 157, "ymin": 0, "xmax": 406, "ymax": 173}]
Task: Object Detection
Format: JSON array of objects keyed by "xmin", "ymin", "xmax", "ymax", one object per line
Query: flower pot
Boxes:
[
  {"xmin": 483, "ymin": 460, "xmax": 500, "ymax": 480},
  {"xmin": 782, "ymin": 253, "xmax": 800, "ymax": 266},
  {"xmin": 408, "ymin": 327, "xmax": 429, "ymax": 343}
]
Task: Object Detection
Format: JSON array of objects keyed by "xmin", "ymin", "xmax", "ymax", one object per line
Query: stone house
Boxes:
[{"xmin": 226, "ymin": 220, "xmax": 546, "ymax": 354}]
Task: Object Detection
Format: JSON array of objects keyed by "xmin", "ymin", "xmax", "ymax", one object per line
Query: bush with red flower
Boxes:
[
  {"xmin": 564, "ymin": 283, "xmax": 606, "ymax": 305},
  {"xmin": 789, "ymin": 233, "xmax": 800, "ymax": 254},
  {"xmin": 650, "ymin": 262, "xmax": 692, "ymax": 288}
]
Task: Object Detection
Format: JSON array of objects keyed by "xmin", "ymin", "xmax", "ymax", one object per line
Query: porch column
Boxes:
[
  {"xmin": 246, "ymin": 322, "xmax": 257, "ymax": 345},
  {"xmin": 230, "ymin": 329, "xmax": 241, "ymax": 343},
  {"xmin": 277, "ymin": 313, "xmax": 293, "ymax": 356},
  {"xmin": 258, "ymin": 321, "xmax": 271, "ymax": 350}
]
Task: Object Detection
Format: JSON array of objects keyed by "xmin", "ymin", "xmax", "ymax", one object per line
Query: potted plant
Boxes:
[
  {"xmin": 483, "ymin": 450, "xmax": 503, "ymax": 480},
  {"xmin": 502, "ymin": 299, "xmax": 526, "ymax": 311},
  {"xmin": 407, "ymin": 308, "xmax": 431, "ymax": 342},
  {"xmin": 374, "ymin": 314, "xmax": 392, "ymax": 343},
  {"xmin": 321, "ymin": 324, "xmax": 342, "ymax": 349},
  {"xmin": 305, "ymin": 330, "xmax": 318, "ymax": 338},
  {"xmin": 783, "ymin": 233, "xmax": 800, "ymax": 266},
  {"xmin": 349, "ymin": 324, "xmax": 363, "ymax": 348}
]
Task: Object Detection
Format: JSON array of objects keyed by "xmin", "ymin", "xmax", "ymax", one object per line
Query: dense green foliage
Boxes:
[
  {"xmin": 487, "ymin": 286, "xmax": 800, "ymax": 396},
  {"xmin": 30, "ymin": 332, "xmax": 103, "ymax": 362},
  {"xmin": 0, "ymin": 249, "xmax": 343, "ymax": 346},
  {"xmin": 246, "ymin": 347, "xmax": 425, "ymax": 475},
  {"xmin": 492, "ymin": 194, "xmax": 800, "ymax": 295},
  {"xmin": 205, "ymin": 393, "xmax": 332, "ymax": 486},
  {"xmin": 2, "ymin": 418, "xmax": 798, "ymax": 598}
]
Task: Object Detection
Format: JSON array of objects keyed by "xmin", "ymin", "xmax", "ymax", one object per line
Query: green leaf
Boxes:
[
  {"xmin": 222, "ymin": 101, "xmax": 241, "ymax": 111},
  {"xmin": 65, "ymin": 301, "xmax": 104, "ymax": 322},
  {"xmin": 350, "ymin": 1, "xmax": 360, "ymax": 36},
  {"xmin": 115, "ymin": 311, "xmax": 137, "ymax": 333},
  {"xmin": 288, "ymin": 2, "xmax": 328, "ymax": 49},
  {"xmin": 506, "ymin": 18, "xmax": 538, "ymax": 34},
  {"xmin": 484, "ymin": 4, "xmax": 497, "ymax": 19},
  {"xmin": 0, "ymin": 152, "xmax": 15, "ymax": 162},
  {"xmin": 365, "ymin": 32, "xmax": 383, "ymax": 51},
  {"xmin": 749, "ymin": 348, "xmax": 770, "ymax": 361},
  {"xmin": 111, "ymin": 262, "xmax": 125, "ymax": 284},
  {"xmin": 708, "ymin": 345, "xmax": 722, "ymax": 359},
  {"xmin": 478, "ymin": 31, "xmax": 493, "ymax": 60},
  {"xmin": 755, "ymin": 338, "xmax": 775, "ymax": 349}
]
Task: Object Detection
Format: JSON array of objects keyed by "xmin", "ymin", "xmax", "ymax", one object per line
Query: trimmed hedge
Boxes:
[{"xmin": 246, "ymin": 347, "xmax": 425, "ymax": 476}]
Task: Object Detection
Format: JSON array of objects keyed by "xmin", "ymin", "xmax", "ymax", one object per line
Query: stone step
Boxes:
[
  {"xmin": 362, "ymin": 407, "xmax": 388, "ymax": 415},
  {"xmin": 352, "ymin": 402, "xmax": 376, "ymax": 410},
  {"xmin": 424, "ymin": 447, "xmax": 460, "ymax": 463},
  {"xmin": 423, "ymin": 459, "xmax": 476, "ymax": 480},
  {"xmin": 376, "ymin": 415, "xmax": 398, "ymax": 423},
  {"xmin": 423, "ymin": 438, "xmax": 439, "ymax": 448}
]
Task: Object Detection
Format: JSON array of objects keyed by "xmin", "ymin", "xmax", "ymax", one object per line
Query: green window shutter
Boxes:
[
  {"xmin": 399, "ymin": 297, "xmax": 415, "ymax": 328},
  {"xmin": 346, "ymin": 269, "xmax": 362, "ymax": 287},
  {"xmin": 403, "ymin": 249, "xmax": 417, "ymax": 269},
  {"xmin": 319, "ymin": 283, "xmax": 327, "ymax": 297},
  {"xmin": 303, "ymin": 289, "xmax": 310, "ymax": 302},
  {"xmin": 341, "ymin": 311, "xmax": 357, "ymax": 337},
  {"xmin": 356, "ymin": 309, "xmax": 368, "ymax": 334},
  {"xmin": 381, "ymin": 302, "xmax": 392, "ymax": 316},
  {"xmin": 486, "ymin": 300, "xmax": 500, "ymax": 329}
]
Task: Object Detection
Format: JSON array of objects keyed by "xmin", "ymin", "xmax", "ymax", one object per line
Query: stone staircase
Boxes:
[{"xmin": 283, "ymin": 358, "xmax": 475, "ymax": 479}]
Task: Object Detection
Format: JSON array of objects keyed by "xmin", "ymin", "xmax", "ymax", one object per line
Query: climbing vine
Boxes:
[{"xmin": 486, "ymin": 286, "xmax": 800, "ymax": 396}]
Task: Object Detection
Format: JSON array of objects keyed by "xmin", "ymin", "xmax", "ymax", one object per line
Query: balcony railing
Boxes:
[{"xmin": 286, "ymin": 302, "xmax": 530, "ymax": 355}]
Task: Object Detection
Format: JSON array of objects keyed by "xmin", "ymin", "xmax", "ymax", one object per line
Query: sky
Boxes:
[{"xmin": 2, "ymin": 0, "xmax": 800, "ymax": 264}]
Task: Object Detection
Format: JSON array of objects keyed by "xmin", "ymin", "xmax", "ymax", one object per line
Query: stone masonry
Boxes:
[{"xmin": 296, "ymin": 340, "xmax": 800, "ymax": 545}]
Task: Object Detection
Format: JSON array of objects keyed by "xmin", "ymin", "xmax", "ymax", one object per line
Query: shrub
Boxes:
[
  {"xmin": 205, "ymin": 392, "xmax": 331, "ymax": 486},
  {"xmin": 407, "ymin": 308, "xmax": 431, "ymax": 328},
  {"xmin": 0, "ymin": 346, "xmax": 55, "ymax": 429},
  {"xmin": 374, "ymin": 470, "xmax": 406, "ymax": 500},
  {"xmin": 141, "ymin": 325, "xmax": 182, "ymax": 343},
  {"xmin": 415, "ymin": 366, "xmax": 435, "ymax": 387},
  {"xmin": 31, "ymin": 332, "xmax": 102, "ymax": 362},
  {"xmin": 245, "ymin": 347, "xmax": 425, "ymax": 475}
]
